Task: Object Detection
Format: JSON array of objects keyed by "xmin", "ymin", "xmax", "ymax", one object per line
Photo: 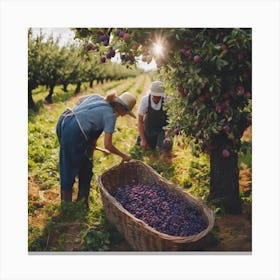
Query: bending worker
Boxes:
[
  {"xmin": 137, "ymin": 80, "xmax": 172, "ymax": 151},
  {"xmin": 56, "ymin": 91, "xmax": 136, "ymax": 207}
]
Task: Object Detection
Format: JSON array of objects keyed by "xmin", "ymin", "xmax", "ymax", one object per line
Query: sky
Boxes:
[{"xmin": 31, "ymin": 28, "xmax": 158, "ymax": 72}]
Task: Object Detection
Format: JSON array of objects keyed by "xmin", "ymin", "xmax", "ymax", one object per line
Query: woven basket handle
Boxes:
[{"xmin": 119, "ymin": 158, "xmax": 138, "ymax": 166}]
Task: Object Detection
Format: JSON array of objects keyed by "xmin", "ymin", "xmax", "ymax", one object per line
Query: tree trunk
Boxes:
[
  {"xmin": 45, "ymin": 85, "xmax": 54, "ymax": 103},
  {"xmin": 75, "ymin": 82, "xmax": 81, "ymax": 94},
  {"xmin": 208, "ymin": 135, "xmax": 242, "ymax": 214},
  {"xmin": 28, "ymin": 88, "xmax": 35, "ymax": 110},
  {"xmin": 89, "ymin": 80, "xmax": 94, "ymax": 88}
]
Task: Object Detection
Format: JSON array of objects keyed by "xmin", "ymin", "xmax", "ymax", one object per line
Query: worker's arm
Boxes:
[
  {"xmin": 138, "ymin": 114, "xmax": 147, "ymax": 149},
  {"xmin": 104, "ymin": 133, "xmax": 131, "ymax": 162}
]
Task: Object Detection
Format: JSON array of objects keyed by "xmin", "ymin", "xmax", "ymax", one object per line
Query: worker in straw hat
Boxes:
[
  {"xmin": 56, "ymin": 90, "xmax": 136, "ymax": 207},
  {"xmin": 137, "ymin": 80, "xmax": 172, "ymax": 151}
]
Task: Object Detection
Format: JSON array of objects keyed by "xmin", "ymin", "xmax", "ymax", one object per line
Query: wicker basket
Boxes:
[{"xmin": 98, "ymin": 160, "xmax": 215, "ymax": 251}]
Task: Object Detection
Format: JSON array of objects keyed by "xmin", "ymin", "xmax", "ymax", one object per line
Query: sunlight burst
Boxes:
[{"xmin": 153, "ymin": 42, "xmax": 164, "ymax": 56}]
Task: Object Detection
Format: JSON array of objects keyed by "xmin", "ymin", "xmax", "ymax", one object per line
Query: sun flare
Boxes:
[{"xmin": 153, "ymin": 42, "xmax": 164, "ymax": 56}]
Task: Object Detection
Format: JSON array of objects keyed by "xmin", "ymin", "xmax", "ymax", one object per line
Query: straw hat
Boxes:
[
  {"xmin": 148, "ymin": 81, "xmax": 165, "ymax": 97},
  {"xmin": 116, "ymin": 92, "xmax": 136, "ymax": 118}
]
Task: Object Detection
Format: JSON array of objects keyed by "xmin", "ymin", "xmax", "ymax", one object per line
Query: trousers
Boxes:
[
  {"xmin": 144, "ymin": 127, "xmax": 165, "ymax": 149},
  {"xmin": 56, "ymin": 113, "xmax": 93, "ymax": 193}
]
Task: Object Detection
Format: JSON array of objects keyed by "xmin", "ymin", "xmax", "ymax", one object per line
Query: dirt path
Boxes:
[{"xmin": 208, "ymin": 204, "xmax": 251, "ymax": 251}]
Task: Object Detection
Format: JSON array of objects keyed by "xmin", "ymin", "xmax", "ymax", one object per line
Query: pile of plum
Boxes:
[{"xmin": 110, "ymin": 183, "xmax": 207, "ymax": 237}]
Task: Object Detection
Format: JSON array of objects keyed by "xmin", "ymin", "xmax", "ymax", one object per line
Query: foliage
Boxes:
[
  {"xmin": 28, "ymin": 29, "xmax": 42, "ymax": 92},
  {"xmin": 74, "ymin": 28, "xmax": 251, "ymax": 156},
  {"xmin": 39, "ymin": 36, "xmax": 65, "ymax": 90},
  {"xmin": 161, "ymin": 29, "xmax": 251, "ymax": 155}
]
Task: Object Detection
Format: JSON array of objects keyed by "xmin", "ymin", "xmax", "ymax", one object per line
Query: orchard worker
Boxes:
[
  {"xmin": 137, "ymin": 80, "xmax": 172, "ymax": 151},
  {"xmin": 56, "ymin": 91, "xmax": 136, "ymax": 207}
]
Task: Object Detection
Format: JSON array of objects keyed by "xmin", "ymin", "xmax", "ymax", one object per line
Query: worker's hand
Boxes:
[
  {"xmin": 121, "ymin": 154, "xmax": 131, "ymax": 162},
  {"xmin": 107, "ymin": 89, "xmax": 117, "ymax": 96},
  {"xmin": 140, "ymin": 139, "xmax": 148, "ymax": 150}
]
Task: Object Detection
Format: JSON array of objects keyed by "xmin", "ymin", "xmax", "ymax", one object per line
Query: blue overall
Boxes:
[{"xmin": 56, "ymin": 95, "xmax": 116, "ymax": 193}]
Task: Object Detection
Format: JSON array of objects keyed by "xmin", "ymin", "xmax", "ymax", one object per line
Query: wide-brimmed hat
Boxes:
[
  {"xmin": 116, "ymin": 92, "xmax": 136, "ymax": 118},
  {"xmin": 148, "ymin": 81, "xmax": 165, "ymax": 97}
]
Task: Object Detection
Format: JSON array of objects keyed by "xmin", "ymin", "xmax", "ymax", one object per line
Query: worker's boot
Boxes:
[{"xmin": 77, "ymin": 188, "xmax": 90, "ymax": 208}]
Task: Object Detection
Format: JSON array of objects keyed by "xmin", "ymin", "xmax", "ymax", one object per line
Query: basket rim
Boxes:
[{"xmin": 98, "ymin": 159, "xmax": 215, "ymax": 243}]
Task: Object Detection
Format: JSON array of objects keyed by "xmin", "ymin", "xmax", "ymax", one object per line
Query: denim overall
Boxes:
[
  {"xmin": 144, "ymin": 95, "xmax": 167, "ymax": 149},
  {"xmin": 56, "ymin": 107, "xmax": 103, "ymax": 195}
]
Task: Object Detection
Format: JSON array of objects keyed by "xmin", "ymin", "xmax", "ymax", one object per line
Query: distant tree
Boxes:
[
  {"xmin": 28, "ymin": 29, "xmax": 43, "ymax": 109},
  {"xmin": 39, "ymin": 35, "xmax": 65, "ymax": 103}
]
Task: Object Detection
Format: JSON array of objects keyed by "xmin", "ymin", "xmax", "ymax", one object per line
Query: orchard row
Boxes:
[{"xmin": 28, "ymin": 28, "xmax": 142, "ymax": 109}]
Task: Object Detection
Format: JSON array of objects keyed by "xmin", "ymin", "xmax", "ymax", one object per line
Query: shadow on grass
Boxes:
[
  {"xmin": 28, "ymin": 199, "xmax": 133, "ymax": 252},
  {"xmin": 28, "ymin": 201, "xmax": 87, "ymax": 252}
]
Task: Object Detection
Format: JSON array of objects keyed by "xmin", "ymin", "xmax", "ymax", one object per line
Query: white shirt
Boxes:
[{"xmin": 138, "ymin": 94, "xmax": 163, "ymax": 116}]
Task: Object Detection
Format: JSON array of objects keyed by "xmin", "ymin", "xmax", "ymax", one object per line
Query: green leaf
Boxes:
[{"xmin": 210, "ymin": 55, "xmax": 217, "ymax": 62}]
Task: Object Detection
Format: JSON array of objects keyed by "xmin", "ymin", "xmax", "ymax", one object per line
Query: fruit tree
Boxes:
[{"xmin": 74, "ymin": 28, "xmax": 251, "ymax": 214}]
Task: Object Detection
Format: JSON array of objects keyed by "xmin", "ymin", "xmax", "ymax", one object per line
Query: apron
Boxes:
[{"xmin": 143, "ymin": 95, "xmax": 167, "ymax": 149}]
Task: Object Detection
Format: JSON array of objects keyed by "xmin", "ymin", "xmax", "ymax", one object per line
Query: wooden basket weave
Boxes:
[{"xmin": 98, "ymin": 160, "xmax": 215, "ymax": 251}]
